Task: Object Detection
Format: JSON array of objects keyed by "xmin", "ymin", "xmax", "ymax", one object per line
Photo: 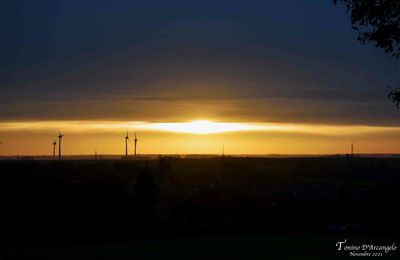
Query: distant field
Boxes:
[
  {"xmin": 2, "ymin": 153, "xmax": 400, "ymax": 160},
  {"xmin": 15, "ymin": 234, "xmax": 400, "ymax": 259},
  {"xmin": 1, "ymin": 157, "xmax": 399, "ymax": 259}
]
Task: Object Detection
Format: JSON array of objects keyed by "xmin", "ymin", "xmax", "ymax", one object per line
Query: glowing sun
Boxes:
[{"xmin": 145, "ymin": 120, "xmax": 262, "ymax": 134}]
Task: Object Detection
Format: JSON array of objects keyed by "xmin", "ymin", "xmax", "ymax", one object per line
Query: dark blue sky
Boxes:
[{"xmin": 1, "ymin": 0, "xmax": 399, "ymax": 125}]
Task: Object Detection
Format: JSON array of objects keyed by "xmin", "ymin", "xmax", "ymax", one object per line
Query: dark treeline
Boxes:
[{"xmin": 0, "ymin": 157, "xmax": 399, "ymax": 258}]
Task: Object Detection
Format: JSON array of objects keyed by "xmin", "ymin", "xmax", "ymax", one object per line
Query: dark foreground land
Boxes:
[{"xmin": 1, "ymin": 157, "xmax": 399, "ymax": 259}]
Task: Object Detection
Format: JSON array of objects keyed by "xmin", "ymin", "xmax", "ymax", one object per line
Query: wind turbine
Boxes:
[
  {"xmin": 58, "ymin": 129, "xmax": 64, "ymax": 160},
  {"xmin": 134, "ymin": 132, "xmax": 138, "ymax": 159},
  {"xmin": 52, "ymin": 140, "xmax": 57, "ymax": 160},
  {"xmin": 125, "ymin": 131, "xmax": 130, "ymax": 157}
]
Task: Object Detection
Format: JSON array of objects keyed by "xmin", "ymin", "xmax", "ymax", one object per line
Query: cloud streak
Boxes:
[{"xmin": 0, "ymin": 120, "xmax": 399, "ymax": 137}]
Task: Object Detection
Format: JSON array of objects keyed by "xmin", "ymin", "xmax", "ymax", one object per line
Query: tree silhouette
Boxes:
[
  {"xmin": 333, "ymin": 0, "xmax": 400, "ymax": 107},
  {"xmin": 134, "ymin": 161, "xmax": 158, "ymax": 230},
  {"xmin": 388, "ymin": 87, "xmax": 400, "ymax": 107}
]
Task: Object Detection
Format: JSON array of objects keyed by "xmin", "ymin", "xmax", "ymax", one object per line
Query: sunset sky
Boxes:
[{"xmin": 0, "ymin": 0, "xmax": 399, "ymax": 155}]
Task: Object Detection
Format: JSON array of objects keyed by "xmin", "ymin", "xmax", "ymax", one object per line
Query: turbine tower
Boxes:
[
  {"xmin": 52, "ymin": 140, "xmax": 57, "ymax": 160},
  {"xmin": 134, "ymin": 132, "xmax": 138, "ymax": 159},
  {"xmin": 58, "ymin": 129, "xmax": 64, "ymax": 160},
  {"xmin": 125, "ymin": 131, "xmax": 130, "ymax": 157}
]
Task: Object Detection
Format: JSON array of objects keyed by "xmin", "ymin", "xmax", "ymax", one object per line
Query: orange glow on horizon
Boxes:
[
  {"xmin": 0, "ymin": 119, "xmax": 399, "ymax": 135},
  {"xmin": 0, "ymin": 120, "xmax": 399, "ymax": 155}
]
